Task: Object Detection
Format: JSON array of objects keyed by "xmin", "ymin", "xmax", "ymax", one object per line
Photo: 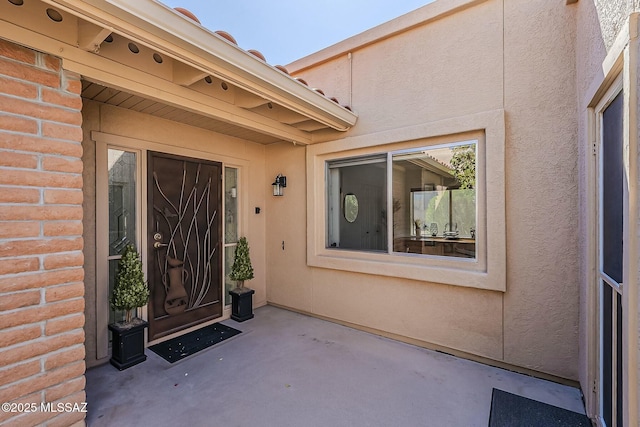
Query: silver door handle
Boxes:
[{"xmin": 153, "ymin": 242, "xmax": 168, "ymax": 249}]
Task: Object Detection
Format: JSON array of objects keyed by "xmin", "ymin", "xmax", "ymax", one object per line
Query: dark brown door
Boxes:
[{"xmin": 147, "ymin": 151, "xmax": 222, "ymax": 341}]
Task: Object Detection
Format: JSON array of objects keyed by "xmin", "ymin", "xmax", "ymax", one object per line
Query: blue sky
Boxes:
[{"xmin": 160, "ymin": 1, "xmax": 433, "ymax": 65}]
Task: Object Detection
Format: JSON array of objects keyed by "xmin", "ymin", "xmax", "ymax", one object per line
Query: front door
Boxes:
[{"xmin": 147, "ymin": 151, "xmax": 223, "ymax": 341}]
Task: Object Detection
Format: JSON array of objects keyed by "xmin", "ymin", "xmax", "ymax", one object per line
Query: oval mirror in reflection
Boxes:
[{"xmin": 344, "ymin": 193, "xmax": 358, "ymax": 223}]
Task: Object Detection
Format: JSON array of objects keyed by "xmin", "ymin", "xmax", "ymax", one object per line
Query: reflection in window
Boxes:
[
  {"xmin": 325, "ymin": 141, "xmax": 477, "ymax": 259},
  {"xmin": 225, "ymin": 167, "xmax": 238, "ymax": 244},
  {"xmin": 327, "ymin": 155, "xmax": 387, "ymax": 251},
  {"xmin": 344, "ymin": 194, "xmax": 358, "ymax": 223},
  {"xmin": 224, "ymin": 167, "xmax": 239, "ymax": 305},
  {"xmin": 108, "ymin": 150, "xmax": 136, "ymax": 257},
  {"xmin": 393, "ymin": 142, "xmax": 476, "ymax": 258}
]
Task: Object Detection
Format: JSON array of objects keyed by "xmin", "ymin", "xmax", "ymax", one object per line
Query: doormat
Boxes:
[
  {"xmin": 149, "ymin": 323, "xmax": 242, "ymax": 363},
  {"xmin": 488, "ymin": 389, "xmax": 590, "ymax": 427}
]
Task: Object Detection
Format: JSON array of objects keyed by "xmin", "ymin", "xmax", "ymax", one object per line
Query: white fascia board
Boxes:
[{"xmin": 46, "ymin": 0, "xmax": 357, "ymax": 132}]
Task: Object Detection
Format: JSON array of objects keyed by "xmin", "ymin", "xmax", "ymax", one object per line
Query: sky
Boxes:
[{"xmin": 160, "ymin": 1, "xmax": 434, "ymax": 66}]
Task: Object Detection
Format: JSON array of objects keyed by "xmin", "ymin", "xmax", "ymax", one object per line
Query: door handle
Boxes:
[{"xmin": 154, "ymin": 242, "xmax": 169, "ymax": 249}]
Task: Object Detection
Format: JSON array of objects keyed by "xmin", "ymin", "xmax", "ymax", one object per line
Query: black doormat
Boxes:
[
  {"xmin": 488, "ymin": 389, "xmax": 590, "ymax": 427},
  {"xmin": 149, "ymin": 323, "xmax": 242, "ymax": 363}
]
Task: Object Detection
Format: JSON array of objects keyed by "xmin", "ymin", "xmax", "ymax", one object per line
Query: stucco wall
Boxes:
[
  {"xmin": 269, "ymin": 0, "xmax": 581, "ymax": 380},
  {"xmin": 82, "ymin": 101, "xmax": 268, "ymax": 367}
]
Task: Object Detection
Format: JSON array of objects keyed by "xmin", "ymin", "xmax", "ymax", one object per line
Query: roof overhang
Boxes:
[{"xmin": 2, "ymin": 0, "xmax": 357, "ymax": 144}]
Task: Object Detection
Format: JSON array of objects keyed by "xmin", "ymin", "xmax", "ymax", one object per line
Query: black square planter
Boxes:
[
  {"xmin": 229, "ymin": 288, "xmax": 255, "ymax": 322},
  {"xmin": 108, "ymin": 320, "xmax": 148, "ymax": 370}
]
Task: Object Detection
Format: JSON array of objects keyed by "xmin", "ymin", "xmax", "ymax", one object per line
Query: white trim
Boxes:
[
  {"xmin": 94, "ymin": 142, "xmax": 143, "ymax": 359},
  {"xmin": 306, "ymin": 109, "xmax": 505, "ymax": 291}
]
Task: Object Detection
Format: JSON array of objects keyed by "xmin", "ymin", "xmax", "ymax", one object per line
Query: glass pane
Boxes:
[
  {"xmin": 392, "ymin": 142, "xmax": 476, "ymax": 258},
  {"xmin": 224, "ymin": 245, "xmax": 236, "ymax": 306},
  {"xmin": 108, "ymin": 259, "xmax": 125, "ymax": 326},
  {"xmin": 108, "ymin": 150, "xmax": 137, "ymax": 256},
  {"xmin": 326, "ymin": 155, "xmax": 387, "ymax": 251},
  {"xmin": 225, "ymin": 167, "xmax": 238, "ymax": 244},
  {"xmin": 603, "ymin": 282, "xmax": 613, "ymax": 427},
  {"xmin": 602, "ymin": 92, "xmax": 623, "ymax": 284}
]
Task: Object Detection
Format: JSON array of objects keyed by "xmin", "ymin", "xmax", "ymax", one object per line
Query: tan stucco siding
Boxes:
[
  {"xmin": 272, "ymin": 0, "xmax": 581, "ymax": 380},
  {"xmin": 501, "ymin": 1, "xmax": 579, "ymax": 378}
]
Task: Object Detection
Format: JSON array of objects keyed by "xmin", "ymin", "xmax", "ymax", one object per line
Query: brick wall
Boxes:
[{"xmin": 0, "ymin": 38, "xmax": 86, "ymax": 427}]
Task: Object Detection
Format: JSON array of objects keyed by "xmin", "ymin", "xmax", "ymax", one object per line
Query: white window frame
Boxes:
[{"xmin": 306, "ymin": 110, "xmax": 506, "ymax": 291}]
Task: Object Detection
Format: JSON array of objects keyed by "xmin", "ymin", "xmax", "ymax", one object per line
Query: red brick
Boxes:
[
  {"xmin": 0, "ymin": 268, "xmax": 84, "ymax": 293},
  {"xmin": 43, "ymin": 221, "xmax": 82, "ymax": 237},
  {"xmin": 0, "ymin": 39, "xmax": 36, "ymax": 65},
  {"xmin": 65, "ymin": 79, "xmax": 82, "ymax": 96},
  {"xmin": 0, "ymin": 360, "xmax": 41, "ymax": 387},
  {"xmin": 42, "ymin": 156, "xmax": 83, "ymax": 174},
  {"xmin": 45, "ymin": 282, "xmax": 84, "ymax": 302},
  {"xmin": 1, "ymin": 409, "xmax": 57, "ymax": 427},
  {"xmin": 0, "ymin": 114, "xmax": 38, "ymax": 134},
  {"xmin": 45, "ymin": 375, "xmax": 85, "ymax": 402},
  {"xmin": 0, "ymin": 95, "xmax": 80, "ymax": 125},
  {"xmin": 45, "ymin": 407, "xmax": 86, "ymax": 427},
  {"xmin": 0, "ymin": 289, "xmax": 40, "ymax": 311},
  {"xmin": 0, "ymin": 206, "xmax": 82, "ymax": 222},
  {"xmin": 0, "ymin": 169, "xmax": 82, "ymax": 189},
  {"xmin": 0, "ymin": 392, "xmax": 41, "ymax": 423},
  {"xmin": 0, "ymin": 361, "xmax": 85, "ymax": 411},
  {"xmin": 45, "ymin": 314, "xmax": 84, "ymax": 336},
  {"xmin": 0, "ymin": 151, "xmax": 38, "ymax": 168},
  {"xmin": 42, "ymin": 54, "xmax": 61, "ymax": 73},
  {"xmin": 42, "ymin": 88, "xmax": 82, "ymax": 110},
  {"xmin": 0, "ymin": 76, "xmax": 37, "ymax": 99},
  {"xmin": 0, "ymin": 187, "xmax": 40, "ymax": 203},
  {"xmin": 0, "ymin": 257, "xmax": 39, "ymax": 276},
  {"xmin": 0, "ymin": 221, "xmax": 40, "ymax": 238},
  {"xmin": 42, "ymin": 121, "xmax": 83, "ymax": 142},
  {"xmin": 0, "ymin": 325, "xmax": 41, "ymax": 348},
  {"xmin": 0, "ymin": 58, "xmax": 59, "ymax": 88},
  {"xmin": 44, "ymin": 345, "xmax": 84, "ymax": 371},
  {"xmin": 0, "ymin": 330, "xmax": 84, "ymax": 368},
  {"xmin": 44, "ymin": 252, "xmax": 83, "ymax": 270},
  {"xmin": 0, "ymin": 134, "xmax": 82, "ymax": 157},
  {"xmin": 0, "ymin": 237, "xmax": 83, "ymax": 258},
  {"xmin": 45, "ymin": 391, "xmax": 87, "ymax": 427},
  {"xmin": 44, "ymin": 189, "xmax": 82, "ymax": 205}
]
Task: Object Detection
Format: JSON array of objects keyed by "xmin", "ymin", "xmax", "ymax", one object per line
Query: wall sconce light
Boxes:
[
  {"xmin": 272, "ymin": 174, "xmax": 286, "ymax": 196},
  {"xmin": 230, "ymin": 187, "xmax": 237, "ymax": 198}
]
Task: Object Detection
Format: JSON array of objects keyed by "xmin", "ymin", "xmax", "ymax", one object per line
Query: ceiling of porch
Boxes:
[{"xmin": 81, "ymin": 80, "xmax": 283, "ymax": 144}]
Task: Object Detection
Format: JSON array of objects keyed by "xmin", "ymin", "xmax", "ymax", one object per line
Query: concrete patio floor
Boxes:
[{"xmin": 85, "ymin": 305, "xmax": 587, "ymax": 426}]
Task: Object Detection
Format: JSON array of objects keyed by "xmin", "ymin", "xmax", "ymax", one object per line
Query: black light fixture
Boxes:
[{"xmin": 272, "ymin": 174, "xmax": 286, "ymax": 196}]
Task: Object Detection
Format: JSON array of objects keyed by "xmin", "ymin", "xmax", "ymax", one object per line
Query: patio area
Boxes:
[{"xmin": 85, "ymin": 305, "xmax": 586, "ymax": 426}]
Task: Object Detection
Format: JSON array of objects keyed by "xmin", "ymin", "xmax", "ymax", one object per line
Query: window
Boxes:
[
  {"xmin": 393, "ymin": 142, "xmax": 476, "ymax": 259},
  {"xmin": 107, "ymin": 149, "xmax": 138, "ymax": 325},
  {"xmin": 224, "ymin": 166, "xmax": 239, "ymax": 306},
  {"xmin": 327, "ymin": 154, "xmax": 387, "ymax": 251},
  {"xmin": 326, "ymin": 141, "xmax": 476, "ymax": 259},
  {"xmin": 307, "ymin": 110, "xmax": 506, "ymax": 291}
]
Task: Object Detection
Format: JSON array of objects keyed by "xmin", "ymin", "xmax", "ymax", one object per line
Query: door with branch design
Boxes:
[{"xmin": 147, "ymin": 152, "xmax": 222, "ymax": 341}]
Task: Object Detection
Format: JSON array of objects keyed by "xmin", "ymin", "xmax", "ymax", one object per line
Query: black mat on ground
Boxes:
[
  {"xmin": 149, "ymin": 323, "xmax": 241, "ymax": 363},
  {"xmin": 488, "ymin": 389, "xmax": 590, "ymax": 427}
]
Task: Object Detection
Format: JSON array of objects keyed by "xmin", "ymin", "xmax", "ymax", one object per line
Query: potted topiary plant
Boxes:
[
  {"xmin": 228, "ymin": 236, "xmax": 255, "ymax": 322},
  {"xmin": 108, "ymin": 244, "xmax": 150, "ymax": 370}
]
